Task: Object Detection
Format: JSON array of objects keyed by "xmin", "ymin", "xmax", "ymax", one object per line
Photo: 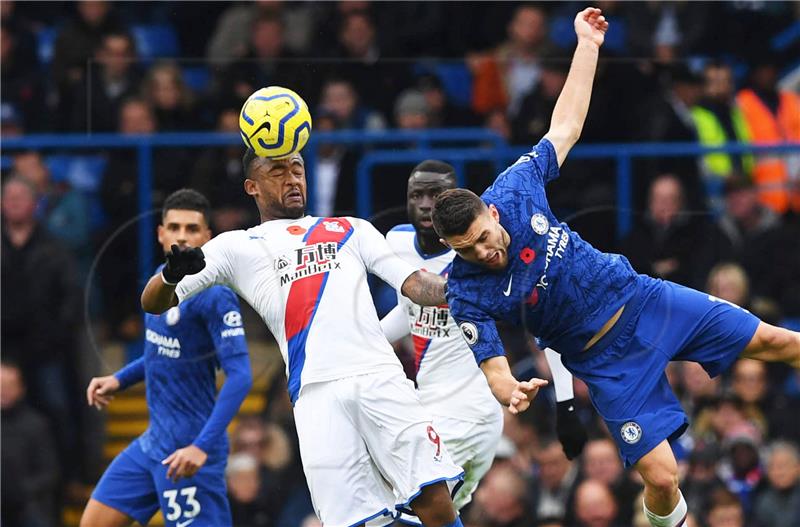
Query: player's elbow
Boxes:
[{"xmin": 548, "ymin": 122, "xmax": 582, "ymax": 146}]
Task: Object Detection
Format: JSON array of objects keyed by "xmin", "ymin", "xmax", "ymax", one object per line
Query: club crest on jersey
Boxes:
[
  {"xmin": 621, "ymin": 421, "xmax": 642, "ymax": 444},
  {"xmin": 531, "ymin": 213, "xmax": 549, "ymax": 235},
  {"xmin": 323, "ymin": 220, "xmax": 344, "ymax": 233},
  {"xmin": 459, "ymin": 322, "xmax": 478, "ymax": 346},
  {"xmin": 165, "ymin": 306, "xmax": 180, "ymax": 326}
]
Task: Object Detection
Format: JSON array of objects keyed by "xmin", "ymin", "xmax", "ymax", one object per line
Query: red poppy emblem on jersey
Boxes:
[
  {"xmin": 519, "ymin": 247, "xmax": 536, "ymax": 264},
  {"xmin": 286, "ymin": 225, "xmax": 306, "ymax": 235}
]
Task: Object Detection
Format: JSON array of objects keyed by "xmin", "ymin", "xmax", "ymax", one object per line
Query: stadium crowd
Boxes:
[{"xmin": 2, "ymin": 1, "xmax": 800, "ymax": 526}]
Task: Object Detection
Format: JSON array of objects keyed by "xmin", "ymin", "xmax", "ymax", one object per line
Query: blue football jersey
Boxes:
[
  {"xmin": 137, "ymin": 283, "xmax": 248, "ymax": 462},
  {"xmin": 447, "ymin": 139, "xmax": 639, "ymax": 363}
]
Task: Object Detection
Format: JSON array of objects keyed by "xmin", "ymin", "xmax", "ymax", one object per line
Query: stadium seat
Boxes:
[
  {"xmin": 131, "ymin": 24, "xmax": 179, "ymax": 62},
  {"xmin": 45, "ymin": 155, "xmax": 107, "ymax": 191},
  {"xmin": 36, "ymin": 26, "xmax": 59, "ymax": 66},
  {"xmin": 181, "ymin": 65, "xmax": 211, "ymax": 93}
]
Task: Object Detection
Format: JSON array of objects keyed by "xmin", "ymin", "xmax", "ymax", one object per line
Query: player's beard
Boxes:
[{"xmin": 265, "ymin": 195, "xmax": 305, "ymax": 220}]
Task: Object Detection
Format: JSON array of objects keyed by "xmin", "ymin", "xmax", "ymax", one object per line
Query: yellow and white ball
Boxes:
[{"xmin": 239, "ymin": 86, "xmax": 312, "ymax": 158}]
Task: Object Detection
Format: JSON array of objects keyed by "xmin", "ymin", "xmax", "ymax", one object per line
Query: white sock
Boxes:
[{"xmin": 643, "ymin": 490, "xmax": 688, "ymax": 527}]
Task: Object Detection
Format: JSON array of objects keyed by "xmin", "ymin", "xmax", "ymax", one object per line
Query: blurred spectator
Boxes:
[
  {"xmin": 467, "ymin": 464, "xmax": 531, "ymax": 527},
  {"xmin": 217, "ymin": 11, "xmax": 311, "ymax": 110},
  {"xmin": 1, "ymin": 360, "xmax": 59, "ymax": 527},
  {"xmin": 142, "ymin": 61, "xmax": 198, "ymax": 131},
  {"xmin": 332, "ymin": 10, "xmax": 409, "ymax": 119},
  {"xmin": 310, "ymin": 109, "xmax": 359, "ymax": 216},
  {"xmin": 625, "ymin": 3, "xmax": 712, "ymax": 61},
  {"xmin": 715, "ymin": 174, "xmax": 785, "ymax": 306},
  {"xmin": 530, "ymin": 438, "xmax": 579, "ymax": 521},
  {"xmin": 394, "ymin": 88, "xmax": 429, "ymax": 130},
  {"xmin": 736, "ymin": 59, "xmax": 800, "ymax": 215},
  {"xmin": 678, "ymin": 361, "xmax": 720, "ymax": 418},
  {"xmin": 1, "ymin": 21, "xmax": 44, "ymax": 132},
  {"xmin": 691, "ymin": 61, "xmax": 753, "ymax": 181},
  {"xmin": 319, "ymin": 77, "xmax": 385, "ymax": 130},
  {"xmin": 753, "ymin": 441, "xmax": 800, "ymax": 527},
  {"xmin": 190, "ymin": 108, "xmax": 258, "ymax": 231},
  {"xmin": 706, "ymin": 488, "xmax": 745, "ymax": 527},
  {"xmin": 0, "ymin": 1, "xmax": 39, "ymax": 67},
  {"xmin": 681, "ymin": 445, "xmax": 725, "ymax": 517},
  {"xmin": 227, "ymin": 453, "xmax": 270, "ymax": 527},
  {"xmin": 51, "ymin": 0, "xmax": 125, "ymax": 130},
  {"xmin": 573, "ymin": 479, "xmax": 621, "ymax": 527},
  {"xmin": 706, "ymin": 263, "xmax": 750, "ymax": 308},
  {"xmin": 512, "ymin": 51, "xmax": 569, "ymax": 144},
  {"xmin": 471, "ymin": 4, "xmax": 550, "ymax": 117},
  {"xmin": 718, "ymin": 428, "xmax": 763, "ymax": 514},
  {"xmin": 1, "ymin": 177, "xmax": 81, "ymax": 485},
  {"xmin": 638, "ymin": 64, "xmax": 704, "ymax": 195},
  {"xmin": 1, "ymin": 101, "xmax": 25, "ymax": 136},
  {"xmin": 581, "ymin": 439, "xmax": 642, "ymax": 525},
  {"xmin": 81, "ymin": 31, "xmax": 141, "ymax": 132},
  {"xmin": 484, "ymin": 109, "xmax": 512, "ymax": 143},
  {"xmin": 620, "ymin": 173, "xmax": 717, "ymax": 289},
  {"xmin": 12, "ymin": 151, "xmax": 91, "ymax": 264},
  {"xmin": 417, "ymin": 74, "xmax": 479, "ymax": 128},
  {"xmin": 731, "ymin": 358, "xmax": 800, "ymax": 443}
]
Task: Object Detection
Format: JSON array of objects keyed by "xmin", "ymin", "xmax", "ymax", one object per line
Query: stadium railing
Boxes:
[{"xmin": 3, "ymin": 131, "xmax": 799, "ymax": 282}]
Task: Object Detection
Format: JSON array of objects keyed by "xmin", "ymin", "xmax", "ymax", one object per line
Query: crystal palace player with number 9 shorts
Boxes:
[
  {"xmin": 432, "ymin": 8, "xmax": 800, "ymax": 527},
  {"xmin": 82, "ymin": 190, "xmax": 253, "ymax": 527},
  {"xmin": 141, "ymin": 150, "xmax": 471, "ymax": 527}
]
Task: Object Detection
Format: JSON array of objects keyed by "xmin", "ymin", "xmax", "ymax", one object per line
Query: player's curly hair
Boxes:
[
  {"xmin": 162, "ymin": 188, "xmax": 211, "ymax": 226},
  {"xmin": 432, "ymin": 188, "xmax": 486, "ymax": 238}
]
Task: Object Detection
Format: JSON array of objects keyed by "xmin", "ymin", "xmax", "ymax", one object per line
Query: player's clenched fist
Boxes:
[
  {"xmin": 574, "ymin": 7, "xmax": 609, "ymax": 47},
  {"xmin": 86, "ymin": 375, "xmax": 120, "ymax": 410},
  {"xmin": 508, "ymin": 378, "xmax": 549, "ymax": 415},
  {"xmin": 161, "ymin": 244, "xmax": 205, "ymax": 285},
  {"xmin": 163, "ymin": 445, "xmax": 208, "ymax": 482}
]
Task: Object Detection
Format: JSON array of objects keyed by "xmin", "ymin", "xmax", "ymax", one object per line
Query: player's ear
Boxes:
[
  {"xmin": 488, "ymin": 203, "xmax": 500, "ymax": 222},
  {"xmin": 157, "ymin": 224, "xmax": 165, "ymax": 245},
  {"xmin": 244, "ymin": 178, "xmax": 258, "ymax": 197}
]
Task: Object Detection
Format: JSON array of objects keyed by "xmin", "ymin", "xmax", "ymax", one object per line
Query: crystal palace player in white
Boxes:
[
  {"xmin": 141, "ymin": 150, "xmax": 488, "ymax": 527},
  {"xmin": 381, "ymin": 162, "xmax": 586, "ymax": 522}
]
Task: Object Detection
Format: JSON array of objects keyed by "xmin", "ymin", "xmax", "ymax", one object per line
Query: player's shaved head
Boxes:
[
  {"xmin": 407, "ymin": 160, "xmax": 457, "ymax": 243},
  {"xmin": 433, "ymin": 188, "xmax": 510, "ymax": 269}
]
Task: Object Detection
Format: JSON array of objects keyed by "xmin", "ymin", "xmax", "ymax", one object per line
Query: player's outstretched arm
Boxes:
[
  {"xmin": 543, "ymin": 7, "xmax": 608, "ymax": 167},
  {"xmin": 141, "ymin": 244, "xmax": 205, "ymax": 314},
  {"xmin": 401, "ymin": 270, "xmax": 447, "ymax": 306},
  {"xmin": 480, "ymin": 356, "xmax": 548, "ymax": 414}
]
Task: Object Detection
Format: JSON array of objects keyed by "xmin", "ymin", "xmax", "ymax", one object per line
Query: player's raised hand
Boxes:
[
  {"xmin": 162, "ymin": 244, "xmax": 206, "ymax": 285},
  {"xmin": 574, "ymin": 7, "xmax": 608, "ymax": 47},
  {"xmin": 163, "ymin": 445, "xmax": 208, "ymax": 482},
  {"xmin": 508, "ymin": 378, "xmax": 549, "ymax": 415},
  {"xmin": 86, "ymin": 375, "xmax": 120, "ymax": 410}
]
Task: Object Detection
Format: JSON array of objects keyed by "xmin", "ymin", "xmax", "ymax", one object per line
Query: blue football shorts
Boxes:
[{"xmin": 563, "ymin": 275, "xmax": 761, "ymax": 467}]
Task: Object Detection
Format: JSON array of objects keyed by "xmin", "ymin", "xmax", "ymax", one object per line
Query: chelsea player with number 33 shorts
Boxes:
[
  {"xmin": 81, "ymin": 190, "xmax": 252, "ymax": 527},
  {"xmin": 432, "ymin": 8, "xmax": 800, "ymax": 527}
]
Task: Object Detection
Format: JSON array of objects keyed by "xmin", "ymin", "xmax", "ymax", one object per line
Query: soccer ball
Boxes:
[{"xmin": 239, "ymin": 86, "xmax": 312, "ymax": 158}]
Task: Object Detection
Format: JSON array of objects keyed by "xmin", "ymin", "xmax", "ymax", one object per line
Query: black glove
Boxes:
[
  {"xmin": 161, "ymin": 244, "xmax": 205, "ymax": 284},
  {"xmin": 556, "ymin": 399, "xmax": 588, "ymax": 460}
]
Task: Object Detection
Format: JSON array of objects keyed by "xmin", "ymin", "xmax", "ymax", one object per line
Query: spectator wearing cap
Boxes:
[
  {"xmin": 737, "ymin": 58, "xmax": 800, "ymax": 215},
  {"xmin": 753, "ymin": 441, "xmax": 800, "ymax": 527},
  {"xmin": 718, "ymin": 426, "xmax": 763, "ymax": 514},
  {"xmin": 715, "ymin": 173, "xmax": 785, "ymax": 306},
  {"xmin": 226, "ymin": 453, "xmax": 270, "ymax": 527},
  {"xmin": 393, "ymin": 88, "xmax": 429, "ymax": 130}
]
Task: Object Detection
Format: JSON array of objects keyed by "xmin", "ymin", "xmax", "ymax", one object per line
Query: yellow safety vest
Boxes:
[{"xmin": 690, "ymin": 105, "xmax": 753, "ymax": 177}]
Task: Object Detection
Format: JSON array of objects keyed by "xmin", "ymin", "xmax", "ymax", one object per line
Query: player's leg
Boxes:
[
  {"xmin": 79, "ymin": 499, "xmax": 134, "ymax": 527},
  {"xmin": 82, "ymin": 439, "xmax": 161, "ymax": 527},
  {"xmin": 153, "ymin": 456, "xmax": 231, "ymax": 527},
  {"xmin": 740, "ymin": 321, "xmax": 800, "ymax": 367},
  {"xmin": 353, "ymin": 371, "xmax": 464, "ymax": 527},
  {"xmin": 634, "ymin": 440, "xmax": 688, "ymax": 526}
]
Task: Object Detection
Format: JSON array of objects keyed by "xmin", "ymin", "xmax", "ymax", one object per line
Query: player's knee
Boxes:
[{"xmin": 643, "ymin": 468, "xmax": 679, "ymax": 499}]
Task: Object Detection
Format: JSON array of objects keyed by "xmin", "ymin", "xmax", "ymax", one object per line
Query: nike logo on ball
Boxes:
[{"xmin": 503, "ymin": 276, "xmax": 513, "ymax": 296}]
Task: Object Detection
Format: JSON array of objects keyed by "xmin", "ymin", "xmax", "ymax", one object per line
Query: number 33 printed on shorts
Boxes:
[{"xmin": 163, "ymin": 486, "xmax": 201, "ymax": 526}]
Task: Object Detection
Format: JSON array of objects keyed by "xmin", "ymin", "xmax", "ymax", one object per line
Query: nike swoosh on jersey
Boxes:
[
  {"xmin": 176, "ymin": 520, "xmax": 195, "ymax": 527},
  {"xmin": 503, "ymin": 275, "xmax": 513, "ymax": 296}
]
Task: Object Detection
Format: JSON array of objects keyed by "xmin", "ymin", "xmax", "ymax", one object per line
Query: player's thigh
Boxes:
[
  {"xmin": 89, "ymin": 441, "xmax": 160, "ymax": 527},
  {"xmin": 293, "ymin": 380, "xmax": 396, "ymax": 527},
  {"xmin": 353, "ymin": 372, "xmax": 463, "ymax": 510},
  {"xmin": 153, "ymin": 460, "xmax": 231, "ymax": 527},
  {"xmin": 634, "ymin": 439, "xmax": 679, "ymax": 495},
  {"xmin": 80, "ymin": 499, "xmax": 134, "ymax": 527},
  {"xmin": 740, "ymin": 321, "xmax": 800, "ymax": 363}
]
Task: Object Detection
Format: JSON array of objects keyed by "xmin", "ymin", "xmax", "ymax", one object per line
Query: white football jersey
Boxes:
[
  {"xmin": 382, "ymin": 225, "xmax": 501, "ymax": 422},
  {"xmin": 176, "ymin": 216, "xmax": 415, "ymax": 402}
]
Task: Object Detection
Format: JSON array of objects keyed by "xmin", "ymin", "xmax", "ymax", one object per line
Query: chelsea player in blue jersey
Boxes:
[
  {"xmin": 81, "ymin": 190, "xmax": 252, "ymax": 527},
  {"xmin": 432, "ymin": 8, "xmax": 800, "ymax": 527}
]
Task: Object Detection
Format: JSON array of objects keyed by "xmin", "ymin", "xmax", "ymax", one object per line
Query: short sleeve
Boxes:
[
  {"xmin": 175, "ymin": 233, "xmax": 236, "ymax": 303},
  {"xmin": 353, "ymin": 218, "xmax": 417, "ymax": 290},
  {"xmin": 448, "ymin": 293, "xmax": 505, "ymax": 365},
  {"xmin": 490, "ymin": 138, "xmax": 561, "ymax": 194}
]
